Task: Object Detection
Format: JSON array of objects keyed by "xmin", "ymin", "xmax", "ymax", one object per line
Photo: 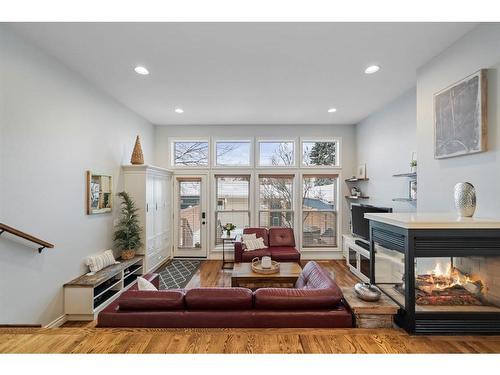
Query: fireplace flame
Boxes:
[{"xmin": 426, "ymin": 262, "xmax": 475, "ymax": 292}]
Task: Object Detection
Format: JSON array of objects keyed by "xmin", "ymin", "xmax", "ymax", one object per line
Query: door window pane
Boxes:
[
  {"xmin": 173, "ymin": 141, "xmax": 209, "ymax": 166},
  {"xmin": 178, "ymin": 180, "xmax": 201, "ymax": 248},
  {"xmin": 215, "ymin": 141, "xmax": 251, "ymax": 166},
  {"xmin": 302, "ymin": 141, "xmax": 338, "ymax": 167},
  {"xmin": 258, "ymin": 141, "xmax": 294, "ymax": 166}
]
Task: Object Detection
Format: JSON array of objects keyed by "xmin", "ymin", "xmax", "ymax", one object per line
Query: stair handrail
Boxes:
[{"xmin": 0, "ymin": 222, "xmax": 54, "ymax": 253}]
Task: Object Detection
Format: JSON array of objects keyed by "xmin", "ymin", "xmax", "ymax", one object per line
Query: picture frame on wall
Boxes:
[
  {"xmin": 434, "ymin": 69, "xmax": 487, "ymax": 159},
  {"xmin": 357, "ymin": 163, "xmax": 366, "ymax": 179}
]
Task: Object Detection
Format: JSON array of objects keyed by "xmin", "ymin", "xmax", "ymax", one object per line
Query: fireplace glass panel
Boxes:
[
  {"xmin": 373, "ymin": 244, "xmax": 405, "ymax": 308},
  {"xmin": 414, "ymin": 256, "xmax": 500, "ymax": 313}
]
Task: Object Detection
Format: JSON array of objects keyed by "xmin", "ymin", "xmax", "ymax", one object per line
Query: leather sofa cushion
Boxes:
[
  {"xmin": 268, "ymin": 228, "xmax": 295, "ymax": 247},
  {"xmin": 243, "ymin": 228, "xmax": 269, "ymax": 246},
  {"xmin": 269, "ymin": 246, "xmax": 300, "ymax": 262},
  {"xmin": 185, "ymin": 288, "xmax": 253, "ymax": 310},
  {"xmin": 254, "ymin": 288, "xmax": 342, "ymax": 310},
  {"xmin": 241, "ymin": 248, "xmax": 272, "ymax": 262},
  {"xmin": 119, "ymin": 290, "xmax": 185, "ymax": 311}
]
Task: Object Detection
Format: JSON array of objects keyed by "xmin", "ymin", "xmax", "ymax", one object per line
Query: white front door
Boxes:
[{"xmin": 173, "ymin": 175, "xmax": 208, "ymax": 258}]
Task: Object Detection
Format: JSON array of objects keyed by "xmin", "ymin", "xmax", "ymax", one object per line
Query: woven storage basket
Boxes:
[{"xmin": 251, "ymin": 257, "xmax": 280, "ymax": 274}]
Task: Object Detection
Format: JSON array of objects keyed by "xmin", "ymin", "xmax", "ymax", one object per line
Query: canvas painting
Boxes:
[{"xmin": 434, "ymin": 69, "xmax": 487, "ymax": 159}]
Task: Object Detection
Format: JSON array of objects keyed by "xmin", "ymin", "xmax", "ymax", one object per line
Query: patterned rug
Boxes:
[{"xmin": 158, "ymin": 259, "xmax": 202, "ymax": 289}]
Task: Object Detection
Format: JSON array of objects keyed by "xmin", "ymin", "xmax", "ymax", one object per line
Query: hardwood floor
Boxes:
[{"xmin": 1, "ymin": 260, "xmax": 500, "ymax": 354}]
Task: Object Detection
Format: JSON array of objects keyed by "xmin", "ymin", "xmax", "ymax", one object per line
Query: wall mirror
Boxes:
[{"xmin": 86, "ymin": 171, "xmax": 113, "ymax": 214}]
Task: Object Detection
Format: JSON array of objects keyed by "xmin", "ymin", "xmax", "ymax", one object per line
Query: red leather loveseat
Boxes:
[
  {"xmin": 97, "ymin": 261, "xmax": 352, "ymax": 328},
  {"xmin": 234, "ymin": 227, "xmax": 301, "ymax": 263}
]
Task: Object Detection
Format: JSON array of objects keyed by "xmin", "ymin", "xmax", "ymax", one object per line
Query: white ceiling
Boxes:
[{"xmin": 10, "ymin": 23, "xmax": 476, "ymax": 125}]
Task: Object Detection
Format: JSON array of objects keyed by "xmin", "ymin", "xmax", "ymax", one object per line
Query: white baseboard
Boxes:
[
  {"xmin": 301, "ymin": 251, "xmax": 344, "ymax": 260},
  {"xmin": 207, "ymin": 250, "xmax": 343, "ymax": 261},
  {"xmin": 44, "ymin": 314, "xmax": 67, "ymax": 328}
]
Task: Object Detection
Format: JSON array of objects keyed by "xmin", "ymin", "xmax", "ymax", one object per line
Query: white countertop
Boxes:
[{"xmin": 364, "ymin": 212, "xmax": 500, "ymax": 229}]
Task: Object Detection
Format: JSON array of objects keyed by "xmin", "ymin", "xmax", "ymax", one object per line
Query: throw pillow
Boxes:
[
  {"xmin": 241, "ymin": 233, "xmax": 257, "ymax": 242},
  {"xmin": 244, "ymin": 237, "xmax": 267, "ymax": 251},
  {"xmin": 137, "ymin": 277, "xmax": 158, "ymax": 291},
  {"xmin": 86, "ymin": 250, "xmax": 116, "ymax": 273}
]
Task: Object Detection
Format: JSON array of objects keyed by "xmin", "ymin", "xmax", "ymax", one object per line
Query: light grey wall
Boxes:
[
  {"xmin": 0, "ymin": 26, "xmax": 154, "ymax": 326},
  {"xmin": 417, "ymin": 24, "xmax": 500, "ymax": 216},
  {"xmin": 155, "ymin": 124, "xmax": 357, "ymax": 236},
  {"xmin": 355, "ymin": 88, "xmax": 417, "ymax": 212}
]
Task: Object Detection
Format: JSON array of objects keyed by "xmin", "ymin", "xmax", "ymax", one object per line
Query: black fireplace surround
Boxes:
[{"xmin": 369, "ymin": 220, "xmax": 500, "ymax": 335}]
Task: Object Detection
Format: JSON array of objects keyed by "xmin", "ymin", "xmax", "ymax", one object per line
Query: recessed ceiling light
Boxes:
[
  {"xmin": 175, "ymin": 108, "xmax": 184, "ymax": 114},
  {"xmin": 327, "ymin": 108, "xmax": 337, "ymax": 113},
  {"xmin": 134, "ymin": 66, "xmax": 149, "ymax": 75},
  {"xmin": 365, "ymin": 65, "xmax": 380, "ymax": 74}
]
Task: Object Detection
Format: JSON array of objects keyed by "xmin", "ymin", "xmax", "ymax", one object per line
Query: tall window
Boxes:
[
  {"xmin": 302, "ymin": 140, "xmax": 338, "ymax": 167},
  {"xmin": 215, "ymin": 141, "xmax": 251, "ymax": 167},
  {"xmin": 173, "ymin": 141, "xmax": 209, "ymax": 166},
  {"xmin": 259, "ymin": 175, "xmax": 294, "ymax": 228},
  {"xmin": 215, "ymin": 175, "xmax": 250, "ymax": 246},
  {"xmin": 302, "ymin": 175, "xmax": 337, "ymax": 248},
  {"xmin": 258, "ymin": 141, "xmax": 295, "ymax": 166}
]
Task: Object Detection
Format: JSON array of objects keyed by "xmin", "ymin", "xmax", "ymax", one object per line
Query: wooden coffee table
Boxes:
[{"xmin": 231, "ymin": 262, "xmax": 302, "ymax": 289}]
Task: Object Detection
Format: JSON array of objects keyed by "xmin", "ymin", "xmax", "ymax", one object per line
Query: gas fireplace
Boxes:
[{"xmin": 367, "ymin": 214, "xmax": 500, "ymax": 335}]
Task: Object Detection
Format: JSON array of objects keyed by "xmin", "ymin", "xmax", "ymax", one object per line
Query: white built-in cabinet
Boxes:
[{"xmin": 122, "ymin": 165, "xmax": 173, "ymax": 273}]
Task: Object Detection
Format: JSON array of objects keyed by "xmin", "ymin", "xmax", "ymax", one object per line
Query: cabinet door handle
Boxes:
[{"xmin": 146, "ymin": 203, "xmax": 148, "ymax": 212}]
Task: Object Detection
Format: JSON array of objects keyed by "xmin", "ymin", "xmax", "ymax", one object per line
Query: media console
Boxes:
[{"xmin": 342, "ymin": 234, "xmax": 370, "ymax": 282}]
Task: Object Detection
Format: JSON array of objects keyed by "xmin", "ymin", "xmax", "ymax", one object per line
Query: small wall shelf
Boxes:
[
  {"xmin": 345, "ymin": 178, "xmax": 370, "ymax": 182},
  {"xmin": 392, "ymin": 172, "xmax": 417, "ymax": 203},
  {"xmin": 392, "ymin": 172, "xmax": 417, "ymax": 178},
  {"xmin": 345, "ymin": 196, "xmax": 370, "ymax": 200}
]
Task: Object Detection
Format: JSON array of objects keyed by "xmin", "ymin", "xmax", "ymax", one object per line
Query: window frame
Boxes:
[
  {"xmin": 256, "ymin": 138, "xmax": 297, "ymax": 168},
  {"xmin": 170, "ymin": 138, "xmax": 211, "ymax": 169},
  {"xmin": 213, "ymin": 174, "xmax": 252, "ymax": 247},
  {"xmin": 257, "ymin": 173, "xmax": 296, "ymax": 230},
  {"xmin": 212, "ymin": 138, "xmax": 253, "ymax": 168},
  {"xmin": 299, "ymin": 172, "xmax": 341, "ymax": 251},
  {"xmin": 300, "ymin": 137, "xmax": 341, "ymax": 168}
]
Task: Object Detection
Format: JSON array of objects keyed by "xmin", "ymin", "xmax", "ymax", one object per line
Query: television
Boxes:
[{"xmin": 351, "ymin": 204, "xmax": 392, "ymax": 241}]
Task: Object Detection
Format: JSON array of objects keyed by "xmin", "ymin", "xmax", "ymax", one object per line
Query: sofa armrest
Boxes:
[{"xmin": 234, "ymin": 241, "xmax": 244, "ymax": 263}]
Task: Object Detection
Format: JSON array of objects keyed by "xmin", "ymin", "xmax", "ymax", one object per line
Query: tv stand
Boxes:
[
  {"xmin": 355, "ymin": 239, "xmax": 370, "ymax": 250},
  {"xmin": 342, "ymin": 234, "xmax": 370, "ymax": 282}
]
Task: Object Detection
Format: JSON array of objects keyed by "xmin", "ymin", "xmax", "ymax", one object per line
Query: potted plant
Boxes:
[
  {"xmin": 114, "ymin": 191, "xmax": 142, "ymax": 260},
  {"xmin": 410, "ymin": 159, "xmax": 417, "ymax": 173},
  {"xmin": 223, "ymin": 223, "xmax": 236, "ymax": 237}
]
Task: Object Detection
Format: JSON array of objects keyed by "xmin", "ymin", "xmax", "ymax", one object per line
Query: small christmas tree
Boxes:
[{"xmin": 114, "ymin": 191, "xmax": 142, "ymax": 259}]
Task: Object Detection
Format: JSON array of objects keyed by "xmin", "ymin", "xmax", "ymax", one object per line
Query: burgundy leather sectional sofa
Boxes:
[
  {"xmin": 97, "ymin": 261, "xmax": 352, "ymax": 328},
  {"xmin": 234, "ymin": 227, "xmax": 301, "ymax": 263}
]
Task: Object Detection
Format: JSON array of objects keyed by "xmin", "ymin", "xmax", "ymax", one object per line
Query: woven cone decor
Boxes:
[{"xmin": 130, "ymin": 135, "xmax": 144, "ymax": 165}]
